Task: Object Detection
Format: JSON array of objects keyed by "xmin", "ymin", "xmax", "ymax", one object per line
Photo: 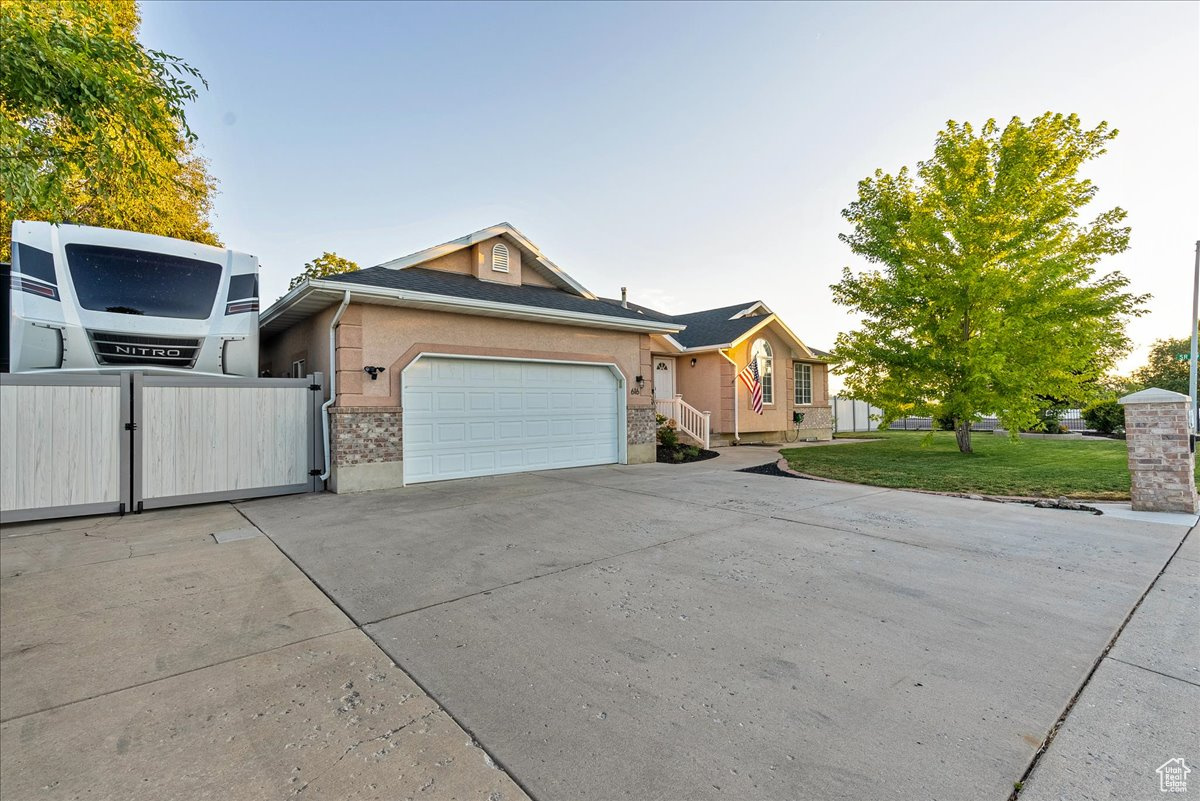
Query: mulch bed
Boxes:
[
  {"xmin": 656, "ymin": 446, "xmax": 720, "ymax": 464},
  {"xmin": 737, "ymin": 462, "xmax": 808, "ymax": 478}
]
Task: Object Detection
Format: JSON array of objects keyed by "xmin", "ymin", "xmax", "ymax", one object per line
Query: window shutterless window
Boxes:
[
  {"xmin": 752, "ymin": 339, "xmax": 773, "ymax": 404},
  {"xmin": 794, "ymin": 362, "xmax": 812, "ymax": 405},
  {"xmin": 291, "ymin": 359, "xmax": 306, "ymax": 378}
]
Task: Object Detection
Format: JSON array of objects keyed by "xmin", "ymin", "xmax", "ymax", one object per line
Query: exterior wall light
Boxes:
[
  {"xmin": 690, "ymin": 358, "xmax": 697, "ymax": 367},
  {"xmin": 363, "ymin": 366, "xmax": 386, "ymax": 380}
]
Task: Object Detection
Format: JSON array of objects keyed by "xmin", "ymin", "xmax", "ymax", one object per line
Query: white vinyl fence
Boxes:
[
  {"xmin": 833, "ymin": 396, "xmax": 884, "ymax": 433},
  {"xmin": 1, "ymin": 374, "xmax": 129, "ymax": 520},
  {"xmin": 833, "ymin": 395, "xmax": 1090, "ymax": 433},
  {"xmin": 1, "ymin": 371, "xmax": 324, "ymax": 523}
]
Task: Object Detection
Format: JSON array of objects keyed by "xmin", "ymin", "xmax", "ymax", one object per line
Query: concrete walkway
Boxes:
[
  {"xmin": 0, "ymin": 504, "xmax": 528, "ymax": 801},
  {"xmin": 1019, "ymin": 520, "xmax": 1198, "ymax": 801}
]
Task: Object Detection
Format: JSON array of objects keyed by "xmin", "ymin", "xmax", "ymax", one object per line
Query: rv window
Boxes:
[
  {"xmin": 226, "ymin": 273, "xmax": 259, "ymax": 301},
  {"xmin": 16, "ymin": 244, "xmax": 57, "ymax": 285},
  {"xmin": 66, "ymin": 244, "xmax": 222, "ymax": 319}
]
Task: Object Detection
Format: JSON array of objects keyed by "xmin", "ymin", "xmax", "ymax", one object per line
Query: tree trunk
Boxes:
[{"xmin": 955, "ymin": 420, "xmax": 972, "ymax": 454}]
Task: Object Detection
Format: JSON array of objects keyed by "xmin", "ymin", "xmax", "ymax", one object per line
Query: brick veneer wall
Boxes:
[
  {"xmin": 1120, "ymin": 390, "xmax": 1198, "ymax": 513},
  {"xmin": 329, "ymin": 406, "xmax": 402, "ymax": 466},
  {"xmin": 795, "ymin": 405, "xmax": 833, "ymax": 434},
  {"xmin": 628, "ymin": 405, "xmax": 656, "ymax": 447}
]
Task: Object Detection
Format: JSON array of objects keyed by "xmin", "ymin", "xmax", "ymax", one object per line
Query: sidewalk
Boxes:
[
  {"xmin": 0, "ymin": 504, "xmax": 528, "ymax": 801},
  {"xmin": 1019, "ymin": 517, "xmax": 1199, "ymax": 800}
]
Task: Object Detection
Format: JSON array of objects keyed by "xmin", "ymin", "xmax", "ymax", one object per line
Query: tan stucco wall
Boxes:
[
  {"xmin": 259, "ymin": 304, "xmax": 335, "ymax": 381},
  {"xmin": 420, "ymin": 249, "xmax": 473, "ymax": 276},
  {"xmin": 673, "ymin": 352, "xmax": 724, "ymax": 422},
  {"xmin": 333, "ymin": 304, "xmax": 653, "ymax": 411},
  {"xmin": 398, "ymin": 236, "xmax": 555, "ymax": 289}
]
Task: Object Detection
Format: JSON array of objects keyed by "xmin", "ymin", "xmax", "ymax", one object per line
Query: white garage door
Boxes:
[{"xmin": 402, "ymin": 357, "xmax": 622, "ymax": 484}]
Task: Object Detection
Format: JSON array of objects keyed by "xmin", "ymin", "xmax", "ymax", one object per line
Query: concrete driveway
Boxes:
[{"xmin": 240, "ymin": 450, "xmax": 1191, "ymax": 801}]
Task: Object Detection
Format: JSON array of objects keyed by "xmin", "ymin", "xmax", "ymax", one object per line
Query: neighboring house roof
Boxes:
[{"xmin": 377, "ymin": 222, "xmax": 594, "ymax": 298}]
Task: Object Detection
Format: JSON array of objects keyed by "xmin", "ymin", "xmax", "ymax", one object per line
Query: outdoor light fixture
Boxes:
[
  {"xmin": 633, "ymin": 375, "xmax": 645, "ymax": 394},
  {"xmin": 690, "ymin": 358, "xmax": 697, "ymax": 367},
  {"xmin": 363, "ymin": 366, "xmax": 386, "ymax": 380}
]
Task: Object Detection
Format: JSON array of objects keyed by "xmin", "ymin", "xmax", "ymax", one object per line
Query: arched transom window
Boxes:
[
  {"xmin": 751, "ymin": 338, "xmax": 773, "ymax": 404},
  {"xmin": 492, "ymin": 242, "xmax": 510, "ymax": 272}
]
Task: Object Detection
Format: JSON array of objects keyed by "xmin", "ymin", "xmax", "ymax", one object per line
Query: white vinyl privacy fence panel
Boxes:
[
  {"xmin": 833, "ymin": 396, "xmax": 883, "ymax": 433},
  {"xmin": 0, "ymin": 374, "xmax": 128, "ymax": 521},
  {"xmin": 135, "ymin": 376, "xmax": 317, "ymax": 508},
  {"xmin": 1, "ymin": 372, "xmax": 323, "ymax": 523}
]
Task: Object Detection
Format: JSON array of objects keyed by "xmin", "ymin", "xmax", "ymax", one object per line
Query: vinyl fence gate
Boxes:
[{"xmin": 1, "ymin": 371, "xmax": 325, "ymax": 524}]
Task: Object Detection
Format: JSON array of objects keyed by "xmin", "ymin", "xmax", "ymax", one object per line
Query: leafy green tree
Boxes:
[
  {"xmin": 831, "ymin": 113, "xmax": 1147, "ymax": 453},
  {"xmin": 289, "ymin": 252, "xmax": 360, "ymax": 290},
  {"xmin": 0, "ymin": 0, "xmax": 218, "ymax": 259},
  {"xmin": 1130, "ymin": 334, "xmax": 1196, "ymax": 396}
]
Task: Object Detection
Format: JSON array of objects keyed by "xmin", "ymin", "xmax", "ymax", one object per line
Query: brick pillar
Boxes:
[{"xmin": 1119, "ymin": 388, "xmax": 1198, "ymax": 513}]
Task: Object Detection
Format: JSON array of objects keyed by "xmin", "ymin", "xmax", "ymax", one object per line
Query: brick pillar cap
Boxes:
[{"xmin": 1119, "ymin": 387, "xmax": 1191, "ymax": 405}]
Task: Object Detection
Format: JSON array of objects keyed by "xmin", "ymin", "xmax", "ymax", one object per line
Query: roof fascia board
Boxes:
[
  {"xmin": 729, "ymin": 301, "xmax": 772, "ymax": 319},
  {"xmin": 259, "ymin": 281, "xmax": 316, "ymax": 329},
  {"xmin": 658, "ymin": 334, "xmax": 686, "ymax": 352},
  {"xmin": 290, "ymin": 279, "xmax": 683, "ymax": 333},
  {"xmin": 374, "ymin": 223, "xmax": 596, "ymax": 300}
]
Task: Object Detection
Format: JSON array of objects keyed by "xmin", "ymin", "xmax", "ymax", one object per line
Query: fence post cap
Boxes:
[{"xmin": 1119, "ymin": 387, "xmax": 1191, "ymax": 405}]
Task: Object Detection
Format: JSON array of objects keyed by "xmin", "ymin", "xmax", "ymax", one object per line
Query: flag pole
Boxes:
[
  {"xmin": 719, "ymin": 348, "xmax": 740, "ymax": 444},
  {"xmin": 1191, "ymin": 240, "xmax": 1199, "ymax": 431}
]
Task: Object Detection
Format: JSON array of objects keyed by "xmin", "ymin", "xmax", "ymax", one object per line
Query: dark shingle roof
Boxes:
[
  {"xmin": 323, "ymin": 266, "xmax": 666, "ymax": 324},
  {"xmin": 597, "ymin": 298, "xmax": 764, "ymax": 348},
  {"xmin": 668, "ymin": 302, "xmax": 766, "ymax": 348}
]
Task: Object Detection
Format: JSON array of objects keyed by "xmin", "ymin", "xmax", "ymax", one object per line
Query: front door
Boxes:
[{"xmin": 653, "ymin": 356, "xmax": 676, "ymax": 401}]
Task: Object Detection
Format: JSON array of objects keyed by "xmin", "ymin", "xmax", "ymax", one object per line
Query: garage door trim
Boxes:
[{"xmin": 400, "ymin": 352, "xmax": 629, "ymax": 485}]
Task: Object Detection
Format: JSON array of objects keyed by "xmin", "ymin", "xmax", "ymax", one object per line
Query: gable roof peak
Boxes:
[{"xmin": 374, "ymin": 223, "xmax": 594, "ymax": 299}]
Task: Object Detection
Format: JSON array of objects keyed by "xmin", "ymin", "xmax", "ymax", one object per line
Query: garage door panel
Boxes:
[
  {"xmin": 436, "ymin": 393, "xmax": 466, "ymax": 412},
  {"xmin": 468, "ymin": 422, "xmax": 494, "ymax": 441},
  {"xmin": 405, "ymin": 390, "xmax": 433, "ymax": 412},
  {"xmin": 403, "ymin": 358, "xmax": 622, "ymax": 483},
  {"xmin": 406, "ymin": 423, "xmax": 433, "ymax": 444},
  {"xmin": 468, "ymin": 392, "xmax": 494, "ymax": 411}
]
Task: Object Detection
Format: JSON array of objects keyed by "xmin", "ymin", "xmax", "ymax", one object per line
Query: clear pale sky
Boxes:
[{"xmin": 139, "ymin": 0, "xmax": 1199, "ymax": 390}]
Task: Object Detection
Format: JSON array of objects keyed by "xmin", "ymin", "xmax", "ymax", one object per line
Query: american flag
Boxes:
[{"xmin": 738, "ymin": 359, "xmax": 764, "ymax": 415}]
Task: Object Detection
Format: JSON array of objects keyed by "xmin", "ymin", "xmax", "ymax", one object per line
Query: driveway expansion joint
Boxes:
[
  {"xmin": 1006, "ymin": 520, "xmax": 1198, "ymax": 801},
  {"xmin": 0, "ymin": 627, "xmax": 358, "ymax": 725}
]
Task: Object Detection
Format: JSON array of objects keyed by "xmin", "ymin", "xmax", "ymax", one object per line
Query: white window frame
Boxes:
[
  {"xmin": 752, "ymin": 338, "xmax": 773, "ymax": 405},
  {"xmin": 291, "ymin": 358, "xmax": 306, "ymax": 378},
  {"xmin": 492, "ymin": 242, "xmax": 510, "ymax": 273},
  {"xmin": 794, "ymin": 362, "xmax": 812, "ymax": 406}
]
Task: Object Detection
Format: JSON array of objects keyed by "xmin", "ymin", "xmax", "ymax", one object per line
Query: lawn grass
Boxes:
[{"xmin": 780, "ymin": 430, "xmax": 1152, "ymax": 500}]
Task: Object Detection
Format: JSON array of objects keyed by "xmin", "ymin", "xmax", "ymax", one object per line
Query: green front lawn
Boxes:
[{"xmin": 781, "ymin": 431, "xmax": 1151, "ymax": 500}]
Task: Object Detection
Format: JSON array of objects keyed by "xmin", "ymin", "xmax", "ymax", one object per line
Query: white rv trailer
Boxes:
[{"xmin": 8, "ymin": 221, "xmax": 259, "ymax": 376}]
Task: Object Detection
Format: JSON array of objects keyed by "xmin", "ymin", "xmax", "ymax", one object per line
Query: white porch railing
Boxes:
[{"xmin": 654, "ymin": 394, "xmax": 711, "ymax": 449}]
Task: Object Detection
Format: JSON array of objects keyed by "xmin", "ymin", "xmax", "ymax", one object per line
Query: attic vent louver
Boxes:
[{"xmin": 492, "ymin": 243, "xmax": 510, "ymax": 273}]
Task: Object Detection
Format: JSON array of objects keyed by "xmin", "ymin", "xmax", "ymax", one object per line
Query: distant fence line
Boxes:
[{"xmin": 831, "ymin": 396, "xmax": 1087, "ymax": 434}]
